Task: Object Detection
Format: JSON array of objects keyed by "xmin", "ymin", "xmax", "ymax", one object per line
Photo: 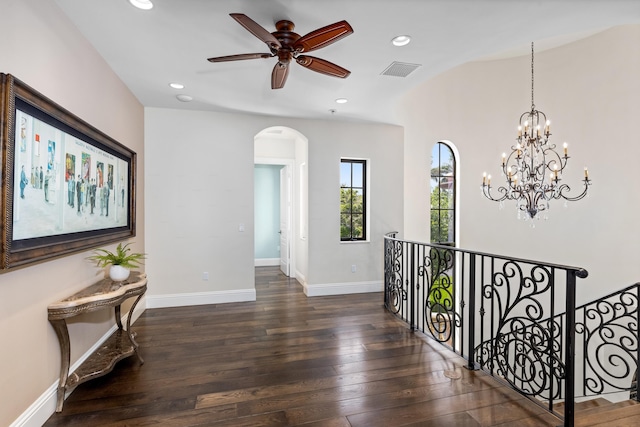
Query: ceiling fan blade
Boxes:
[
  {"xmin": 296, "ymin": 55, "xmax": 350, "ymax": 78},
  {"xmin": 230, "ymin": 13, "xmax": 282, "ymax": 50},
  {"xmin": 293, "ymin": 20, "xmax": 353, "ymax": 53},
  {"xmin": 271, "ymin": 62, "xmax": 290, "ymax": 89},
  {"xmin": 207, "ymin": 53, "xmax": 272, "ymax": 62}
]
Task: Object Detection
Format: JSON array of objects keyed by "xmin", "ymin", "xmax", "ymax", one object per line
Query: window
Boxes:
[
  {"xmin": 430, "ymin": 142, "xmax": 456, "ymax": 245},
  {"xmin": 340, "ymin": 159, "xmax": 366, "ymax": 241}
]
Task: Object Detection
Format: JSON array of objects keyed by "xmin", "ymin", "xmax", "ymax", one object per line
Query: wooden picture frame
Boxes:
[{"xmin": 0, "ymin": 73, "xmax": 136, "ymax": 272}]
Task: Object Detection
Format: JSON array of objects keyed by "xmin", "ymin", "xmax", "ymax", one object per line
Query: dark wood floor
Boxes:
[{"xmin": 43, "ymin": 267, "xmax": 564, "ymax": 426}]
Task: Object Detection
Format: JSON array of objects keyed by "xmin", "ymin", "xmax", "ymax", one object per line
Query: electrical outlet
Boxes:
[
  {"xmin": 239, "ymin": 223, "xmax": 245, "ymax": 232},
  {"xmin": 351, "ymin": 264, "xmax": 356, "ymax": 273},
  {"xmin": 202, "ymin": 272, "xmax": 209, "ymax": 281}
]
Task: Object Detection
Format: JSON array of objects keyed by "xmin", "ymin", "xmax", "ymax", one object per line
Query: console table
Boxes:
[{"xmin": 48, "ymin": 272, "xmax": 147, "ymax": 412}]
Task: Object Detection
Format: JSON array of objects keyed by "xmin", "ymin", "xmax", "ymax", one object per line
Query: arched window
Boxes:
[{"xmin": 430, "ymin": 142, "xmax": 456, "ymax": 246}]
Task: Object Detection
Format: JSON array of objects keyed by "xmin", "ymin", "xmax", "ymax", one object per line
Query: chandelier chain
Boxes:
[{"xmin": 531, "ymin": 42, "xmax": 535, "ymax": 109}]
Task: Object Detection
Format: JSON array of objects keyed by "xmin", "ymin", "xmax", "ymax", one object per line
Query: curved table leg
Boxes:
[
  {"xmin": 49, "ymin": 319, "xmax": 70, "ymax": 412},
  {"xmin": 114, "ymin": 305, "xmax": 123, "ymax": 330},
  {"xmin": 126, "ymin": 293, "xmax": 145, "ymax": 365}
]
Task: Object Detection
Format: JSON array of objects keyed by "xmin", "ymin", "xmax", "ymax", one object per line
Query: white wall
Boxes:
[
  {"xmin": 144, "ymin": 108, "xmax": 404, "ymax": 302},
  {"xmin": 295, "ymin": 134, "xmax": 309, "ymax": 282},
  {"xmin": 255, "ymin": 134, "xmax": 296, "ymax": 158},
  {"xmin": 306, "ymin": 121, "xmax": 404, "ymax": 294},
  {"xmin": 0, "ymin": 1, "xmax": 144, "ymax": 426},
  {"xmin": 398, "ymin": 25, "xmax": 640, "ymax": 305}
]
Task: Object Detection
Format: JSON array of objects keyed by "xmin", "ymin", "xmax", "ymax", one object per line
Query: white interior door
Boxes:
[{"xmin": 279, "ymin": 165, "xmax": 291, "ymax": 276}]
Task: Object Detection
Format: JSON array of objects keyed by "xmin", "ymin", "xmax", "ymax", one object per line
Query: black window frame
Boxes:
[
  {"xmin": 340, "ymin": 159, "xmax": 367, "ymax": 241},
  {"xmin": 430, "ymin": 142, "xmax": 456, "ymax": 246}
]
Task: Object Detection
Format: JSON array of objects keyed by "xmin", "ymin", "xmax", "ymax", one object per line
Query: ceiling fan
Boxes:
[{"xmin": 207, "ymin": 13, "xmax": 353, "ymax": 89}]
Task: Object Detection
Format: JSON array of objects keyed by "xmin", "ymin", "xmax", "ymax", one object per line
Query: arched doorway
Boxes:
[{"xmin": 254, "ymin": 126, "xmax": 308, "ymax": 283}]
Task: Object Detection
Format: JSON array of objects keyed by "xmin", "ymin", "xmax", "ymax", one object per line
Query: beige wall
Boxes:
[
  {"xmin": 398, "ymin": 25, "xmax": 640, "ymax": 305},
  {"xmin": 0, "ymin": 1, "xmax": 144, "ymax": 425}
]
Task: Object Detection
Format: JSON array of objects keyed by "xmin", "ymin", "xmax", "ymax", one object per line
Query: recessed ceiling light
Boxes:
[
  {"xmin": 128, "ymin": 0, "xmax": 153, "ymax": 10},
  {"xmin": 391, "ymin": 35, "xmax": 411, "ymax": 47},
  {"xmin": 176, "ymin": 94, "xmax": 193, "ymax": 102},
  {"xmin": 169, "ymin": 82, "xmax": 184, "ymax": 89},
  {"xmin": 335, "ymin": 98, "xmax": 348, "ymax": 104}
]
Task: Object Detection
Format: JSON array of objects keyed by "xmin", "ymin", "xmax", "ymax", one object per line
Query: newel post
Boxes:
[{"xmin": 563, "ymin": 268, "xmax": 587, "ymax": 427}]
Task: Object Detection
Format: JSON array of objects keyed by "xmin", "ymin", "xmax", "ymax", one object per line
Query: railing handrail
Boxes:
[
  {"xmin": 384, "ymin": 231, "xmax": 588, "ymax": 278},
  {"xmin": 575, "ymin": 281, "xmax": 640, "ymax": 311},
  {"xmin": 520, "ymin": 282, "xmax": 640, "ymax": 322}
]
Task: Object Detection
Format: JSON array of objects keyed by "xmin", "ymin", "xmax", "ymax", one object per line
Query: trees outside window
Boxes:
[
  {"xmin": 340, "ymin": 159, "xmax": 366, "ymax": 241},
  {"xmin": 430, "ymin": 143, "xmax": 455, "ymax": 245}
]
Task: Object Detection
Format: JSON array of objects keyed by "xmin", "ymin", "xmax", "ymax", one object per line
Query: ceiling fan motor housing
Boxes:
[{"xmin": 273, "ymin": 20, "xmax": 301, "ymax": 50}]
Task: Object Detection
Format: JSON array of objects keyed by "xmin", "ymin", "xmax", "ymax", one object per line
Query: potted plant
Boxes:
[{"xmin": 88, "ymin": 242, "xmax": 145, "ymax": 283}]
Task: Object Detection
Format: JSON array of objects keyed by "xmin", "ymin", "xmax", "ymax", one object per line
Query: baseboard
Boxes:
[
  {"xmin": 302, "ymin": 280, "xmax": 382, "ymax": 297},
  {"xmin": 254, "ymin": 258, "xmax": 280, "ymax": 267},
  {"xmin": 145, "ymin": 288, "xmax": 256, "ymax": 308},
  {"xmin": 11, "ymin": 301, "xmax": 146, "ymax": 427}
]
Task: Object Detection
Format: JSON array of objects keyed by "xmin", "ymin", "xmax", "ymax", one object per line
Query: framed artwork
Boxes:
[{"xmin": 0, "ymin": 73, "xmax": 137, "ymax": 272}]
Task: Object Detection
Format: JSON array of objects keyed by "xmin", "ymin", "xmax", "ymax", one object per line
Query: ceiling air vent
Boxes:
[{"xmin": 381, "ymin": 61, "xmax": 421, "ymax": 77}]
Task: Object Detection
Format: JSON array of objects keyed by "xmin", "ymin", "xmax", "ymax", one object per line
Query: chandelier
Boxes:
[{"xmin": 481, "ymin": 42, "xmax": 591, "ymax": 220}]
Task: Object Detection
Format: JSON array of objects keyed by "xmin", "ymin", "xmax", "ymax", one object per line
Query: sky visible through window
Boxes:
[
  {"xmin": 430, "ymin": 144, "xmax": 453, "ymax": 188},
  {"xmin": 340, "ymin": 161, "xmax": 363, "ymax": 187}
]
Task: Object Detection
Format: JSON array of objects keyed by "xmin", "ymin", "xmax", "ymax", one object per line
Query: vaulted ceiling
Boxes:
[{"xmin": 53, "ymin": 0, "xmax": 640, "ymax": 124}]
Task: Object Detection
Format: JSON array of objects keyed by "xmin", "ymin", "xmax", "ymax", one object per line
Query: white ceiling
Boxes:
[{"xmin": 53, "ymin": 0, "xmax": 640, "ymax": 125}]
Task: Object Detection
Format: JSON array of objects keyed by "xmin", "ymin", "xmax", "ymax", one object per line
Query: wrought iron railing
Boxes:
[
  {"xmin": 383, "ymin": 232, "xmax": 589, "ymax": 426},
  {"xmin": 472, "ymin": 280, "xmax": 640, "ymax": 405},
  {"xmin": 574, "ymin": 283, "xmax": 640, "ymax": 400}
]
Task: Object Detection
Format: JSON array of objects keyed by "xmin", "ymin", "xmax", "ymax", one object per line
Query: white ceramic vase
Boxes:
[{"xmin": 109, "ymin": 264, "xmax": 130, "ymax": 282}]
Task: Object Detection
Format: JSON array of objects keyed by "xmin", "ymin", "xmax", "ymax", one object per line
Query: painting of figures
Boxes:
[{"xmin": 0, "ymin": 73, "xmax": 137, "ymax": 271}]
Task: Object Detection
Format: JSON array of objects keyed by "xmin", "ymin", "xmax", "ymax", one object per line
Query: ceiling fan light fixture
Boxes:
[
  {"xmin": 128, "ymin": 0, "xmax": 153, "ymax": 10},
  {"xmin": 169, "ymin": 82, "xmax": 184, "ymax": 89},
  {"xmin": 335, "ymin": 98, "xmax": 348, "ymax": 104},
  {"xmin": 391, "ymin": 35, "xmax": 411, "ymax": 47}
]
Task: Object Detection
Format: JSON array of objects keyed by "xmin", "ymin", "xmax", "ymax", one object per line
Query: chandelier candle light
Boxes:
[{"xmin": 481, "ymin": 42, "xmax": 591, "ymax": 221}]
